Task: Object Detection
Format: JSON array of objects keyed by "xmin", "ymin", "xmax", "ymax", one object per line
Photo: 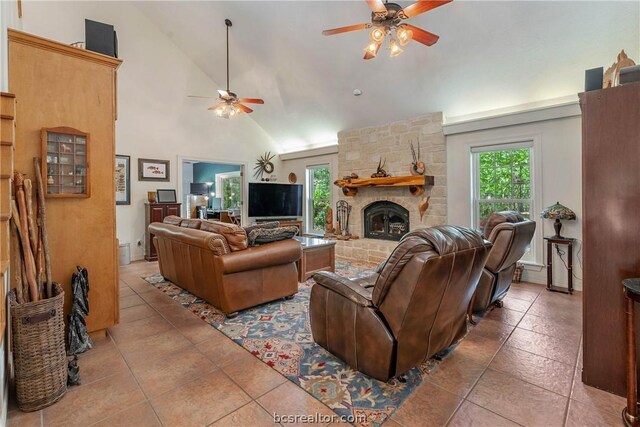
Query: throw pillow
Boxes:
[
  {"xmin": 200, "ymin": 220, "xmax": 248, "ymax": 251},
  {"xmin": 243, "ymin": 221, "xmax": 280, "ymax": 235},
  {"xmin": 247, "ymin": 226, "xmax": 298, "ymax": 247},
  {"xmin": 163, "ymin": 215, "xmax": 183, "ymax": 226}
]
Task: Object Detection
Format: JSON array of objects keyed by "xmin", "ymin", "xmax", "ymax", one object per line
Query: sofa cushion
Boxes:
[
  {"xmin": 200, "ymin": 220, "xmax": 248, "ymax": 251},
  {"xmin": 163, "ymin": 215, "xmax": 183, "ymax": 226},
  {"xmin": 243, "ymin": 221, "xmax": 280, "ymax": 235},
  {"xmin": 247, "ymin": 226, "xmax": 298, "ymax": 247},
  {"xmin": 180, "ymin": 219, "xmax": 201, "ymax": 229}
]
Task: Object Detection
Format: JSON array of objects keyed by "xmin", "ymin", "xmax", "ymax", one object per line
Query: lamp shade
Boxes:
[{"xmin": 540, "ymin": 202, "xmax": 576, "ymax": 220}]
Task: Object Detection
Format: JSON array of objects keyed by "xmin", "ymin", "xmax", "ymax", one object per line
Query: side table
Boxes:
[
  {"xmin": 544, "ymin": 236, "xmax": 574, "ymax": 294},
  {"xmin": 623, "ymin": 278, "xmax": 640, "ymax": 427}
]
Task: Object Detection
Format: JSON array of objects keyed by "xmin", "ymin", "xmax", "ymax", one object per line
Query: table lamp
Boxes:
[{"xmin": 540, "ymin": 202, "xmax": 576, "ymax": 238}]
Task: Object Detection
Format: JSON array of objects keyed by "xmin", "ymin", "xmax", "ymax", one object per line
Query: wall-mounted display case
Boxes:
[{"xmin": 42, "ymin": 127, "xmax": 90, "ymax": 198}]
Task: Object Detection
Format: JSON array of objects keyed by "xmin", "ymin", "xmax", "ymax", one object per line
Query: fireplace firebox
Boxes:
[{"xmin": 364, "ymin": 201, "xmax": 409, "ymax": 241}]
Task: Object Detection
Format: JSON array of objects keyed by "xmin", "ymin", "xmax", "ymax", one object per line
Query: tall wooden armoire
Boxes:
[
  {"xmin": 580, "ymin": 82, "xmax": 640, "ymax": 396},
  {"xmin": 8, "ymin": 30, "xmax": 122, "ymax": 333}
]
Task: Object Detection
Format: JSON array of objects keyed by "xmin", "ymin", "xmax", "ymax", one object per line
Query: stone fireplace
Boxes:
[
  {"xmin": 334, "ymin": 112, "xmax": 447, "ymax": 264},
  {"xmin": 364, "ymin": 201, "xmax": 409, "ymax": 241}
]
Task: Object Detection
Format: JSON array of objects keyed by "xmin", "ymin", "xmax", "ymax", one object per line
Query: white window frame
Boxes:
[
  {"xmin": 215, "ymin": 171, "xmax": 242, "ymax": 210},
  {"xmin": 471, "ymin": 138, "xmax": 543, "ymax": 265},
  {"xmin": 306, "ymin": 164, "xmax": 330, "ymax": 236}
]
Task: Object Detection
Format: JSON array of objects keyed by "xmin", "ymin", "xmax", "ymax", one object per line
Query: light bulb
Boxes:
[
  {"xmin": 396, "ymin": 26, "xmax": 413, "ymax": 46},
  {"xmin": 369, "ymin": 27, "xmax": 386, "ymax": 43},
  {"xmin": 364, "ymin": 41, "xmax": 382, "ymax": 59},
  {"xmin": 388, "ymin": 38, "xmax": 403, "ymax": 58}
]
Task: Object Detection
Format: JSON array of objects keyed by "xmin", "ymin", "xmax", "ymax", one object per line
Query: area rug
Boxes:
[{"xmin": 143, "ymin": 262, "xmax": 443, "ymax": 426}]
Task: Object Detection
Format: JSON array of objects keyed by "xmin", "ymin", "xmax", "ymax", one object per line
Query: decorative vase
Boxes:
[
  {"xmin": 147, "ymin": 191, "xmax": 157, "ymax": 203},
  {"xmin": 47, "ymin": 176, "xmax": 54, "ymax": 185}
]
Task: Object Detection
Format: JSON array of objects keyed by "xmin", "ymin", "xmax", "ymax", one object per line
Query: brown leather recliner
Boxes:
[
  {"xmin": 309, "ymin": 225, "xmax": 492, "ymax": 382},
  {"xmin": 471, "ymin": 211, "xmax": 536, "ymax": 313},
  {"xmin": 149, "ymin": 218, "xmax": 302, "ymax": 315}
]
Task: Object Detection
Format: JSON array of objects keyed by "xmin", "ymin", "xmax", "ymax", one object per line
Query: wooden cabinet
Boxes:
[
  {"xmin": 145, "ymin": 203, "xmax": 181, "ymax": 261},
  {"xmin": 580, "ymin": 82, "xmax": 640, "ymax": 396},
  {"xmin": 8, "ymin": 30, "xmax": 122, "ymax": 332}
]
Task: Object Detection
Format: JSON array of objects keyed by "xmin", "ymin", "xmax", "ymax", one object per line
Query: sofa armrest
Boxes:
[
  {"xmin": 312, "ymin": 271, "xmax": 374, "ymax": 307},
  {"xmin": 218, "ymin": 239, "xmax": 302, "ymax": 274}
]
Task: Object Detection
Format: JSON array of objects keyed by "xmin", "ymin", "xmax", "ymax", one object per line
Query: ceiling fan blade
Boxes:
[
  {"xmin": 400, "ymin": 0, "xmax": 452, "ymax": 19},
  {"xmin": 188, "ymin": 95, "xmax": 217, "ymax": 99},
  {"xmin": 322, "ymin": 23, "xmax": 370, "ymax": 36},
  {"xmin": 365, "ymin": 0, "xmax": 387, "ymax": 13},
  {"xmin": 217, "ymin": 89, "xmax": 229, "ymax": 98},
  {"xmin": 403, "ymin": 24, "xmax": 440, "ymax": 46},
  {"xmin": 236, "ymin": 103, "xmax": 254, "ymax": 114},
  {"xmin": 207, "ymin": 103, "xmax": 224, "ymax": 111},
  {"xmin": 237, "ymin": 98, "xmax": 265, "ymax": 104}
]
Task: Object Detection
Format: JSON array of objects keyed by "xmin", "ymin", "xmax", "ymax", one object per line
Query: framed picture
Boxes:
[
  {"xmin": 115, "ymin": 154, "xmax": 130, "ymax": 205},
  {"xmin": 156, "ymin": 189, "xmax": 177, "ymax": 203},
  {"xmin": 138, "ymin": 158, "xmax": 170, "ymax": 181}
]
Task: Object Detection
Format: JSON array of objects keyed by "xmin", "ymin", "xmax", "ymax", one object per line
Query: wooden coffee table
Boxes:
[{"xmin": 294, "ymin": 236, "xmax": 336, "ymax": 282}]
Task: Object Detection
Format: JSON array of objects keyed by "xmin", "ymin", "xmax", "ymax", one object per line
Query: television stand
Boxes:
[{"xmin": 255, "ymin": 218, "xmax": 302, "ymax": 234}]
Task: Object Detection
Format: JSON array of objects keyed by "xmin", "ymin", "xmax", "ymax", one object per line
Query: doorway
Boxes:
[{"xmin": 179, "ymin": 157, "xmax": 245, "ymax": 223}]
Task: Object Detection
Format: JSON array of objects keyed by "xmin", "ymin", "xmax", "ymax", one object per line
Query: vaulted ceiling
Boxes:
[{"xmin": 136, "ymin": 1, "xmax": 639, "ymax": 152}]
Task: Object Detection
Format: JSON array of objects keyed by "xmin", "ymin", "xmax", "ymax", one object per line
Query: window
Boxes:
[
  {"xmin": 215, "ymin": 171, "xmax": 241, "ymax": 210},
  {"xmin": 306, "ymin": 165, "xmax": 330, "ymax": 235},
  {"xmin": 472, "ymin": 142, "xmax": 537, "ymax": 262}
]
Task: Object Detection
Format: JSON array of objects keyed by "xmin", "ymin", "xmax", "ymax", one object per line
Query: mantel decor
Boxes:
[{"xmin": 334, "ymin": 174, "xmax": 434, "ymax": 197}]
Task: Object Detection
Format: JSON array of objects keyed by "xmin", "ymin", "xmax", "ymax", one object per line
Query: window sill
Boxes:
[{"xmin": 520, "ymin": 261, "xmax": 544, "ymax": 269}]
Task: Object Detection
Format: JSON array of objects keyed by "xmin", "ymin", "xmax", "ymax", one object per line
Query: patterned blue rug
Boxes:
[{"xmin": 144, "ymin": 261, "xmax": 442, "ymax": 426}]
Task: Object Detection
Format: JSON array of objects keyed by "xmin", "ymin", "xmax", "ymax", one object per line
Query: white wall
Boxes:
[
  {"xmin": 446, "ymin": 107, "xmax": 583, "ymax": 289},
  {"xmin": 19, "ymin": 1, "xmax": 279, "ymax": 260},
  {"xmin": 181, "ymin": 161, "xmax": 194, "ymax": 213}
]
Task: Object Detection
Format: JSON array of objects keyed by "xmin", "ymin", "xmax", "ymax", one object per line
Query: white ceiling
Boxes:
[{"xmin": 135, "ymin": 1, "xmax": 639, "ymax": 152}]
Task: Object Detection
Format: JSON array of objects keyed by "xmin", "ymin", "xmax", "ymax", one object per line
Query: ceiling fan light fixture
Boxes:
[
  {"xmin": 363, "ymin": 40, "xmax": 382, "ymax": 59},
  {"xmin": 396, "ymin": 26, "xmax": 413, "ymax": 46},
  {"xmin": 388, "ymin": 38, "xmax": 403, "ymax": 57},
  {"xmin": 369, "ymin": 27, "xmax": 386, "ymax": 43}
]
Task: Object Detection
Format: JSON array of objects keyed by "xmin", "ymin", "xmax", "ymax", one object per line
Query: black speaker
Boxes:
[
  {"xmin": 85, "ymin": 19, "xmax": 117, "ymax": 58},
  {"xmin": 585, "ymin": 67, "xmax": 603, "ymax": 92}
]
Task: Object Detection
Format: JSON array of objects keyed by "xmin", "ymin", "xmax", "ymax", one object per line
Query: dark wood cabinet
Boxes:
[
  {"xmin": 145, "ymin": 203, "xmax": 181, "ymax": 261},
  {"xmin": 580, "ymin": 82, "xmax": 640, "ymax": 397}
]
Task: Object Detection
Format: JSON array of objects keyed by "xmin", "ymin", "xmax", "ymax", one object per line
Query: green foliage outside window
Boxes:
[
  {"xmin": 311, "ymin": 167, "xmax": 330, "ymax": 233},
  {"xmin": 222, "ymin": 176, "xmax": 241, "ymax": 209},
  {"xmin": 477, "ymin": 148, "xmax": 531, "ymax": 224}
]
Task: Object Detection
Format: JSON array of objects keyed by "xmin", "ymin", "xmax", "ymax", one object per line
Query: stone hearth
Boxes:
[{"xmin": 334, "ymin": 112, "xmax": 447, "ymax": 263}]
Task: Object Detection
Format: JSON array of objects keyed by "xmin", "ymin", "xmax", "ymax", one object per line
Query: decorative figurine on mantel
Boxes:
[
  {"xmin": 410, "ymin": 142, "xmax": 425, "ymax": 175},
  {"xmin": 371, "ymin": 157, "xmax": 391, "ymax": 178}
]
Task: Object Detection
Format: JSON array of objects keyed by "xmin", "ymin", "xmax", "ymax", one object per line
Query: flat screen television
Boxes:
[
  {"xmin": 248, "ymin": 183, "xmax": 303, "ymax": 217},
  {"xmin": 190, "ymin": 182, "xmax": 208, "ymax": 195}
]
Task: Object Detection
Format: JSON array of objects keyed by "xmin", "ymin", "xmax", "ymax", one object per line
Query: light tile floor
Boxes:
[{"xmin": 7, "ymin": 261, "xmax": 625, "ymax": 427}]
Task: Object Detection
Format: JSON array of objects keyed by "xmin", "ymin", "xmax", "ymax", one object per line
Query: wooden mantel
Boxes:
[{"xmin": 334, "ymin": 175, "xmax": 434, "ymax": 196}]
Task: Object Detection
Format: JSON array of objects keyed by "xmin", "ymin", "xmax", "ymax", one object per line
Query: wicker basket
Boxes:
[
  {"xmin": 10, "ymin": 283, "xmax": 67, "ymax": 411},
  {"xmin": 513, "ymin": 263, "xmax": 524, "ymax": 283}
]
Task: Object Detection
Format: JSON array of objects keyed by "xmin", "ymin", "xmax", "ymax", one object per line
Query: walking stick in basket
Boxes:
[{"xmin": 33, "ymin": 158, "xmax": 53, "ymax": 298}]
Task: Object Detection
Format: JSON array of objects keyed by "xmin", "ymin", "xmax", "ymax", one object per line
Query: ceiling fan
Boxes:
[
  {"xmin": 322, "ymin": 0, "xmax": 452, "ymax": 59},
  {"xmin": 189, "ymin": 19, "xmax": 264, "ymax": 119}
]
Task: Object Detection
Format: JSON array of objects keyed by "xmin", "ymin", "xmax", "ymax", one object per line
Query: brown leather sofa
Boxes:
[
  {"xmin": 471, "ymin": 211, "xmax": 536, "ymax": 314},
  {"xmin": 309, "ymin": 225, "xmax": 492, "ymax": 381},
  {"xmin": 149, "ymin": 216, "xmax": 302, "ymax": 315}
]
